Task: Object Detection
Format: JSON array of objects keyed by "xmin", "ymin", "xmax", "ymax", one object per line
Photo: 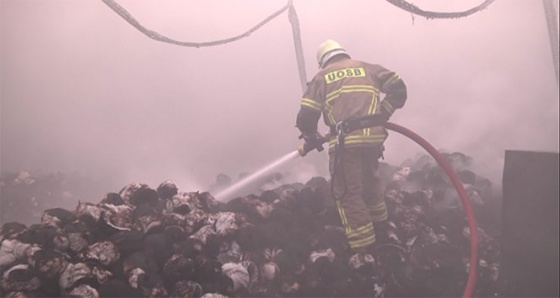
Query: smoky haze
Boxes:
[{"xmin": 1, "ymin": 0, "xmax": 558, "ymax": 202}]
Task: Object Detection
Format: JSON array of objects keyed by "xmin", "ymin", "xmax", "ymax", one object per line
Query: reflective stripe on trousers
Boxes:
[{"xmin": 330, "ymin": 146, "xmax": 387, "ymax": 249}]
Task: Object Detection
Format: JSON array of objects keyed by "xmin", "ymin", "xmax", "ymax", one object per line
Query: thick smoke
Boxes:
[{"xmin": 1, "ymin": 1, "xmax": 558, "ymax": 204}]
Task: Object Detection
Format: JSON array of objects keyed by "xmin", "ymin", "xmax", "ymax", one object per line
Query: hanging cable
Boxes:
[
  {"xmin": 385, "ymin": 0, "xmax": 496, "ymax": 19},
  {"xmin": 100, "ymin": 0, "xmax": 290, "ymax": 47}
]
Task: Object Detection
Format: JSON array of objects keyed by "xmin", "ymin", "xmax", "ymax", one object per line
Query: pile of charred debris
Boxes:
[{"xmin": 0, "ymin": 152, "xmax": 503, "ymax": 297}]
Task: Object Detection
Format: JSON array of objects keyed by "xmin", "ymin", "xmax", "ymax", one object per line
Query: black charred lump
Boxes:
[
  {"xmin": 100, "ymin": 192, "xmax": 125, "ymax": 205},
  {"xmin": 0, "ymin": 152, "xmax": 504, "ymax": 297},
  {"xmin": 157, "ymin": 180, "xmax": 179, "ymax": 201}
]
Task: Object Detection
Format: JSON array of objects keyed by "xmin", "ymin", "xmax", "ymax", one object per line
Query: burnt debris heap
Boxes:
[{"xmin": 0, "ymin": 151, "xmax": 502, "ymax": 297}]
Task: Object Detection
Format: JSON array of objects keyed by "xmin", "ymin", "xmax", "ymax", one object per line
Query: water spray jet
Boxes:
[{"xmin": 214, "ymin": 150, "xmax": 301, "ymax": 202}]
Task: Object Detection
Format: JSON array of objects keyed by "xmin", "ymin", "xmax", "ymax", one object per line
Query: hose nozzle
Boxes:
[{"xmin": 298, "ymin": 132, "xmax": 330, "ymax": 156}]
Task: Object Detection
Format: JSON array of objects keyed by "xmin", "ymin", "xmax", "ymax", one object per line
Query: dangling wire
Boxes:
[
  {"xmin": 385, "ymin": 0, "xmax": 496, "ymax": 20},
  {"xmin": 100, "ymin": 0, "xmax": 290, "ymax": 47}
]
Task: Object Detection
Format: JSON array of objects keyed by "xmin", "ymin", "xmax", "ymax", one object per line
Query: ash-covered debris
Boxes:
[{"xmin": 0, "ymin": 151, "xmax": 502, "ymax": 297}]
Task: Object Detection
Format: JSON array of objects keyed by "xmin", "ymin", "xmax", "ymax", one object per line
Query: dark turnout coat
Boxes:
[{"xmin": 296, "ymin": 57, "xmax": 407, "ymax": 151}]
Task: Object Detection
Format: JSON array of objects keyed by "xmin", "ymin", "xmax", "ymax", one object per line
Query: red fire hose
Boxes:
[{"xmin": 385, "ymin": 122, "xmax": 479, "ymax": 298}]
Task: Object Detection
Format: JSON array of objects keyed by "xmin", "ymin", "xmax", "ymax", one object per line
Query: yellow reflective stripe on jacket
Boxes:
[
  {"xmin": 381, "ymin": 100, "xmax": 395, "ymax": 114},
  {"xmin": 381, "ymin": 73, "xmax": 401, "ymax": 91},
  {"xmin": 343, "ymin": 135, "xmax": 385, "ymax": 145},
  {"xmin": 300, "ymin": 98, "xmax": 322, "ymax": 111},
  {"xmin": 328, "ymin": 134, "xmax": 386, "ymax": 149},
  {"xmin": 365, "ymin": 92, "xmax": 379, "ymax": 135},
  {"xmin": 324, "ymin": 85, "xmax": 379, "ymax": 127},
  {"xmin": 326, "ymin": 85, "xmax": 378, "ymax": 102},
  {"xmin": 325, "ymin": 105, "xmax": 337, "ymax": 125}
]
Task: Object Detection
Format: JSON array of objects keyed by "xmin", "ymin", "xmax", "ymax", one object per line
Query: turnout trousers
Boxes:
[{"xmin": 329, "ymin": 146, "xmax": 388, "ymax": 250}]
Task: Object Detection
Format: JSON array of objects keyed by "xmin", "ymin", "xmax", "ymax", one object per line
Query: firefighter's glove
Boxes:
[
  {"xmin": 298, "ymin": 132, "xmax": 326, "ymax": 156},
  {"xmin": 379, "ymin": 110, "xmax": 391, "ymax": 124}
]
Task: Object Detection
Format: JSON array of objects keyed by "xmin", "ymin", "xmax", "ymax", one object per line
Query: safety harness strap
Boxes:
[{"xmin": 335, "ymin": 113, "xmax": 388, "ymax": 139}]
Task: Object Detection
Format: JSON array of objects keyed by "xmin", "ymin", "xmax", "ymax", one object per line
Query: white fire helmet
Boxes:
[{"xmin": 316, "ymin": 39, "xmax": 348, "ymax": 68}]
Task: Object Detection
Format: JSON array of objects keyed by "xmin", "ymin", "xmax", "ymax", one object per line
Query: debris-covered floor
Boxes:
[{"xmin": 0, "ymin": 152, "xmax": 504, "ymax": 297}]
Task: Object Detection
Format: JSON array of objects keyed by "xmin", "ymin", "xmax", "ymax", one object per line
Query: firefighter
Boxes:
[{"xmin": 296, "ymin": 39, "xmax": 407, "ymax": 255}]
